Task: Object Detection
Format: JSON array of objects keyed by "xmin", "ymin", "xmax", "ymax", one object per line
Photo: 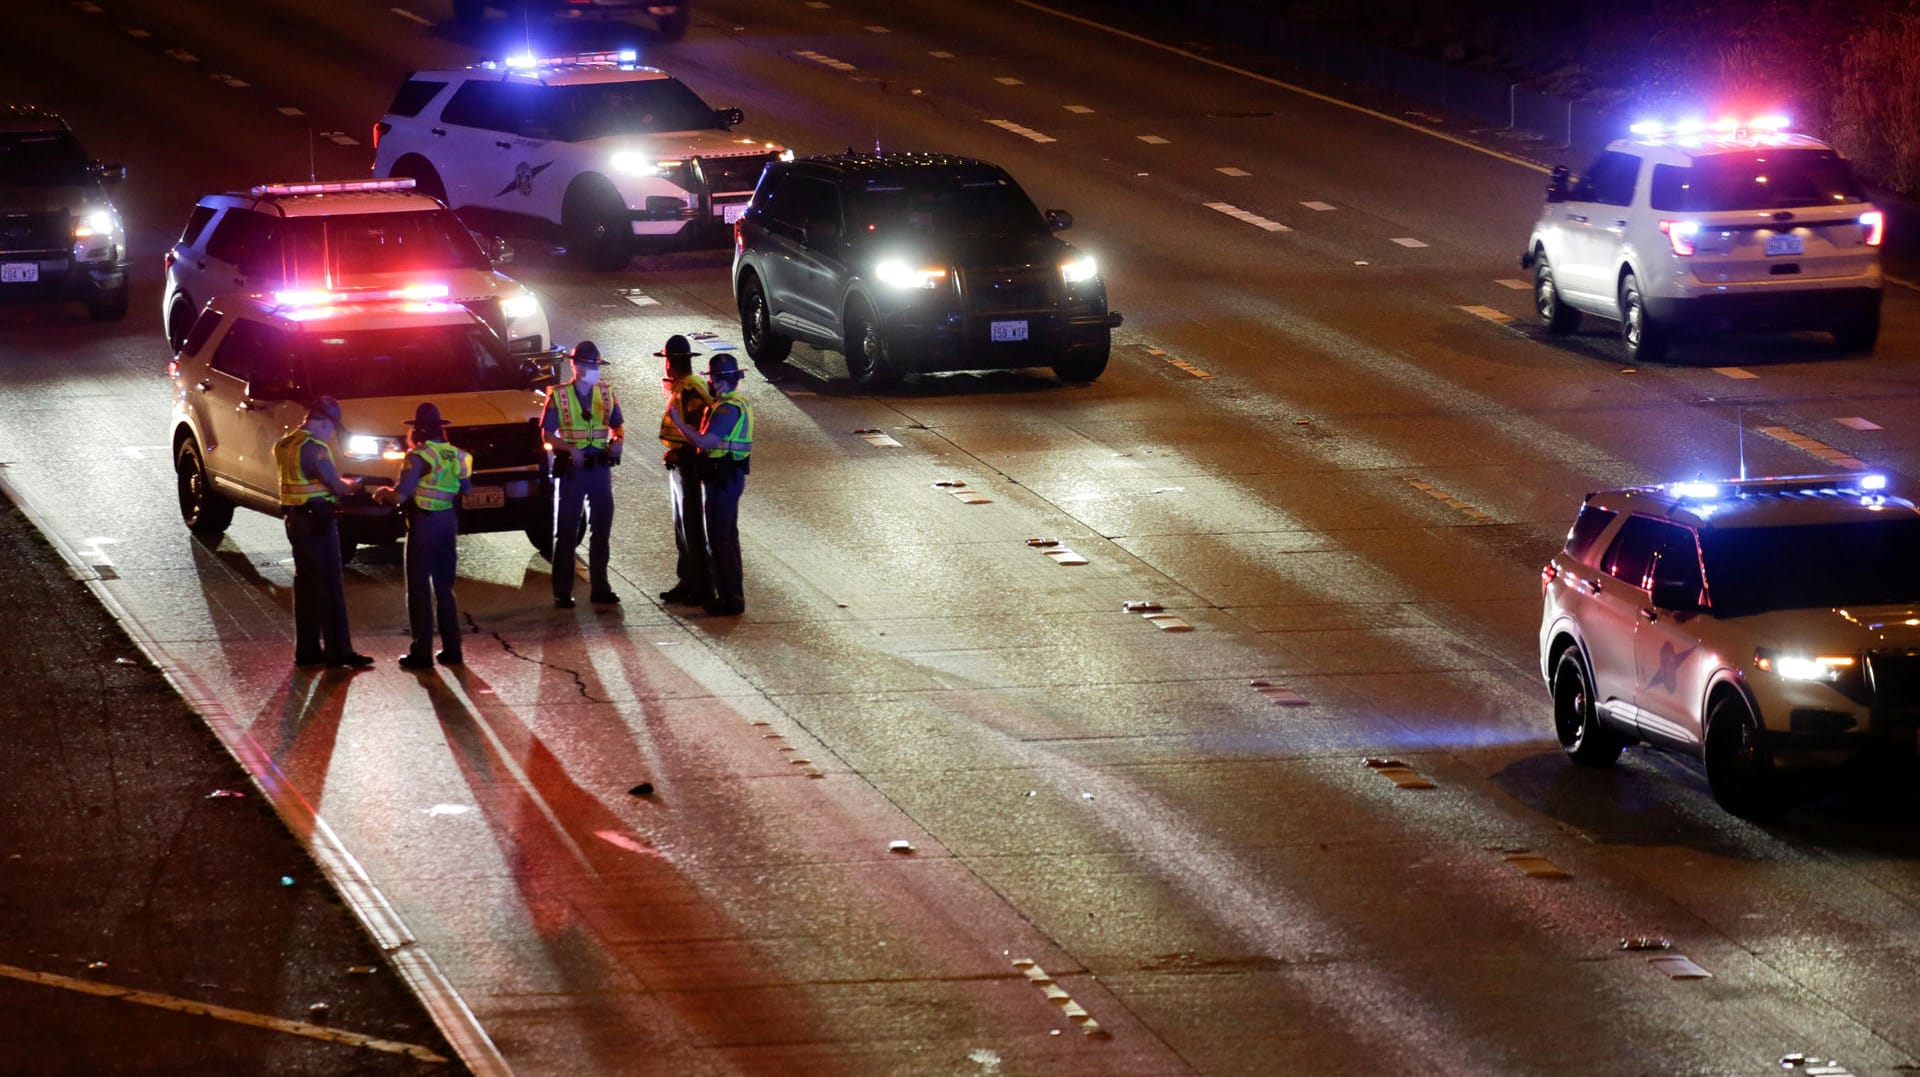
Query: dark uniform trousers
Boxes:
[
  {"xmin": 701, "ymin": 464, "xmax": 747, "ymax": 609},
  {"xmin": 405, "ymin": 506, "xmax": 460, "ymax": 655},
  {"xmin": 666, "ymin": 448, "xmax": 709, "ymax": 597},
  {"xmin": 286, "ymin": 505, "xmax": 354, "ymax": 658},
  {"xmin": 553, "ymin": 462, "xmax": 614, "ymax": 599}
]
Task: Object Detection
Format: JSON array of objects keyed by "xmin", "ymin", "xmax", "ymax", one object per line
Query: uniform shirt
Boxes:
[
  {"xmin": 540, "ymin": 379, "xmax": 624, "ymax": 443},
  {"xmin": 659, "ymin": 373, "xmax": 713, "ymax": 453}
]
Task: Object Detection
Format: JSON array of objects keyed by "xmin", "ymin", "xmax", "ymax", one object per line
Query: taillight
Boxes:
[
  {"xmin": 1659, "ymin": 219, "xmax": 1698, "ymax": 256},
  {"xmin": 1860, "ymin": 210, "xmax": 1884, "ymax": 247},
  {"xmin": 733, "ymin": 218, "xmax": 744, "ymax": 253},
  {"xmin": 1541, "ymin": 563, "xmax": 1560, "ymax": 594},
  {"xmin": 372, "ymin": 121, "xmax": 390, "ymax": 150},
  {"xmin": 163, "ymin": 250, "xmax": 175, "ymax": 270}
]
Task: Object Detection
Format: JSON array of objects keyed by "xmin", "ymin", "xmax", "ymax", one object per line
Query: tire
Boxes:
[
  {"xmin": 390, "ymin": 156, "xmax": 447, "ymax": 205},
  {"xmin": 88, "ymin": 282, "xmax": 129, "ymax": 322},
  {"xmin": 1619, "ymin": 271, "xmax": 1667, "ymax": 363},
  {"xmin": 166, "ymin": 295, "xmax": 196, "ymax": 353},
  {"xmin": 1834, "ymin": 308, "xmax": 1880, "ymax": 352},
  {"xmin": 843, "ymin": 298, "xmax": 900, "ymax": 388},
  {"xmin": 176, "ymin": 439, "xmax": 234, "ymax": 538},
  {"xmin": 1704, "ymin": 694, "xmax": 1777, "ymax": 818},
  {"xmin": 1052, "ymin": 339, "xmax": 1109, "ymax": 383},
  {"xmin": 562, "ymin": 177, "xmax": 633, "ymax": 271},
  {"xmin": 1552, "ymin": 648, "xmax": 1623, "ymax": 766},
  {"xmin": 1533, "ymin": 253, "xmax": 1580, "ymax": 334},
  {"xmin": 738, "ymin": 274, "xmax": 792, "ymax": 370}
]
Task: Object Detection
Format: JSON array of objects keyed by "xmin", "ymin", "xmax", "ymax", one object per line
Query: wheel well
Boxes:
[
  {"xmin": 1704, "ymin": 681, "xmax": 1753, "ymax": 734},
  {"xmin": 1547, "ymin": 632, "xmax": 1583, "ymax": 681},
  {"xmin": 736, "ymin": 266, "xmax": 760, "ymax": 303},
  {"xmin": 563, "ymin": 173, "xmax": 623, "ymax": 212},
  {"xmin": 171, "ymin": 425, "xmax": 197, "ymax": 461}
]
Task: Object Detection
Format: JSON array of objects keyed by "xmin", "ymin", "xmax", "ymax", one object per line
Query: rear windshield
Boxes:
[
  {"xmin": 1701, "ymin": 517, "xmax": 1920, "ymax": 616},
  {"xmin": 281, "ymin": 210, "xmax": 490, "ymax": 277},
  {"xmin": 294, "ymin": 323, "xmax": 523, "ymax": 399},
  {"xmin": 0, "ymin": 132, "xmax": 90, "ymax": 186},
  {"xmin": 544, "ymin": 79, "xmax": 719, "ymax": 140},
  {"xmin": 1650, "ymin": 150, "xmax": 1865, "ymax": 211},
  {"xmin": 849, "ymin": 170, "xmax": 1047, "ymax": 237}
]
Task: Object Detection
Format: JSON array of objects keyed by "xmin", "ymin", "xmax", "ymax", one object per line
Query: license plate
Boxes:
[
  {"xmin": 719, "ymin": 202, "xmax": 748, "ymax": 224},
  {"xmin": 463, "ymin": 486, "xmax": 505, "ymax": 510},
  {"xmin": 1765, "ymin": 233, "xmax": 1804, "ymax": 256},
  {"xmin": 990, "ymin": 319, "xmax": 1029, "ymax": 342},
  {"xmin": 1, "ymin": 262, "xmax": 37, "ymax": 283}
]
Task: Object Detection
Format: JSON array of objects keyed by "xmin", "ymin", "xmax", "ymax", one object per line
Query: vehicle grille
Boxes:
[
  {"xmin": 450, "ymin": 420, "xmax": 541, "ymax": 472},
  {"xmin": 700, "ymin": 153, "xmax": 771, "ymax": 197},
  {"xmin": 958, "ymin": 267, "xmax": 1056, "ymax": 313},
  {"xmin": 1868, "ymin": 651, "xmax": 1920, "ymax": 709},
  {"xmin": 0, "ymin": 211, "xmax": 67, "ymax": 256}
]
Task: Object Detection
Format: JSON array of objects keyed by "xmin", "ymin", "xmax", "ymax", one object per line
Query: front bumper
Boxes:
[
  {"xmin": 877, "ymin": 299, "xmax": 1120, "ymax": 373},
  {"xmin": 1645, "ymin": 286, "xmax": 1880, "ymax": 333},
  {"xmin": 0, "ymin": 252, "xmax": 127, "ymax": 305}
]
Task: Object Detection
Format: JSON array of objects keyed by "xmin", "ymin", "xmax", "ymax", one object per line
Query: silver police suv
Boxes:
[
  {"xmin": 1522, "ymin": 117, "xmax": 1882, "ymax": 363},
  {"xmin": 1539, "ymin": 472, "xmax": 1920, "ymax": 816}
]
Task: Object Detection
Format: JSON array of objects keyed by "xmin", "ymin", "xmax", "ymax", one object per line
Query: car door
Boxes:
[
  {"xmin": 206, "ymin": 319, "xmax": 298, "ymax": 501},
  {"xmin": 1587, "ymin": 514, "xmax": 1667, "ymax": 729},
  {"xmin": 199, "ymin": 208, "xmax": 289, "ymax": 297},
  {"xmin": 1555, "ymin": 150, "xmax": 1641, "ymax": 307},
  {"xmin": 435, "ymin": 79, "xmax": 523, "ymax": 214},
  {"xmin": 1631, "ymin": 522, "xmax": 1712, "ymax": 748},
  {"xmin": 766, "ymin": 175, "xmax": 846, "ymax": 340}
]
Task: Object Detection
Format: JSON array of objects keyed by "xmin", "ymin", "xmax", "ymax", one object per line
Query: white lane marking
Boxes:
[
  {"xmin": 321, "ymin": 131, "xmax": 360, "ymax": 146},
  {"xmin": 1758, "ymin": 426, "xmax": 1868, "ymax": 469},
  {"xmin": 619, "ymin": 290, "xmax": 659, "ymax": 307},
  {"xmin": 929, "ymin": 50, "xmax": 954, "ymax": 59},
  {"xmin": 1300, "ymin": 200, "xmax": 1337, "ymax": 211},
  {"xmin": 1713, "ymin": 366, "xmax": 1759, "ymax": 379},
  {"xmin": 986, "ymin": 119, "xmax": 1056, "ymax": 143},
  {"xmin": 1390, "ymin": 237, "xmax": 1429, "ymax": 248},
  {"xmin": 855, "ymin": 429, "xmax": 903, "ymax": 447},
  {"xmin": 390, "ymin": 6, "xmax": 432, "ymax": 25},
  {"xmin": 1143, "ymin": 346, "xmax": 1211, "ymax": 378},
  {"xmin": 864, "ymin": 24, "xmax": 890, "ymax": 32},
  {"xmin": 995, "ymin": 76, "xmax": 1024, "ymax": 85},
  {"xmin": 1494, "ymin": 278, "xmax": 1530, "ymax": 290},
  {"xmin": 806, "ymin": 1, "xmax": 831, "ymax": 6},
  {"xmin": 209, "ymin": 73, "xmax": 250, "ymax": 89},
  {"xmin": 1204, "ymin": 201, "xmax": 1289, "ymax": 232},
  {"xmin": 74, "ymin": 1, "xmax": 103, "ymax": 12},
  {"xmin": 1459, "ymin": 304, "xmax": 1514, "ymax": 325},
  {"xmin": 163, "ymin": 48, "xmax": 199, "ymax": 62},
  {"xmin": 1062, "ymin": 104, "xmax": 1094, "ymax": 113},
  {"xmin": 122, "ymin": 26, "xmax": 150, "ymax": 37},
  {"xmin": 1837, "ymin": 416, "xmax": 1882, "ymax": 430},
  {"xmin": 1137, "ymin": 134, "xmax": 1170, "ymax": 144},
  {"xmin": 1216, "ymin": 166, "xmax": 1250, "ymax": 177},
  {"xmin": 1647, "ymin": 954, "xmax": 1713, "ymax": 980},
  {"xmin": 795, "ymin": 49, "xmax": 857, "ymax": 71},
  {"xmin": 277, "ymin": 106, "xmax": 305, "ymax": 116}
]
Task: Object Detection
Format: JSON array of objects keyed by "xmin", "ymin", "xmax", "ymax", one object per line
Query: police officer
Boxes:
[
  {"xmin": 376, "ymin": 403, "xmax": 472, "ymax": 669},
  {"xmin": 542, "ymin": 340, "xmax": 624, "ymax": 609},
  {"xmin": 275, "ymin": 396, "xmax": 373, "ymax": 668},
  {"xmin": 667, "ymin": 353, "xmax": 752, "ymax": 616},
  {"xmin": 655, "ymin": 334, "xmax": 713, "ymax": 606}
]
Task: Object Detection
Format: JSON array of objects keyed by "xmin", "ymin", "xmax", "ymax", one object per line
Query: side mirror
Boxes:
[
  {"xmin": 523, "ymin": 351, "xmax": 562, "ymax": 389},
  {"xmin": 1045, "ymin": 209, "xmax": 1073, "ymax": 231},
  {"xmin": 1545, "ymin": 165, "xmax": 1570, "ymax": 204},
  {"xmin": 490, "ymin": 235, "xmax": 515, "ymax": 264},
  {"xmin": 715, "ymin": 107, "xmax": 744, "ymax": 130},
  {"xmin": 1650, "ymin": 579, "xmax": 1699, "ymax": 612},
  {"xmin": 90, "ymin": 162, "xmax": 126, "ymax": 184}
]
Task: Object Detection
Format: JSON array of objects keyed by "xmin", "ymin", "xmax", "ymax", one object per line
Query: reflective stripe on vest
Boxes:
[
  {"xmin": 708, "ymin": 392, "xmax": 753, "ymax": 460},
  {"xmin": 553, "ymin": 381, "xmax": 612, "ymax": 449},
  {"xmin": 409, "ymin": 441, "xmax": 471, "ymax": 512},
  {"xmin": 274, "ymin": 428, "xmax": 335, "ymax": 507},
  {"xmin": 658, "ymin": 375, "xmax": 712, "ymax": 449}
]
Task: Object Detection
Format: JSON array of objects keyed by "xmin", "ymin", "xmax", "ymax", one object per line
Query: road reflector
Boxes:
[
  {"xmin": 1142, "ymin": 613, "xmax": 1191, "ymax": 631},
  {"xmin": 1363, "ymin": 757, "xmax": 1434, "ymax": 789},
  {"xmin": 1043, "ymin": 548, "xmax": 1088, "ymax": 565},
  {"xmin": 1647, "ymin": 954, "xmax": 1712, "ymax": 979}
]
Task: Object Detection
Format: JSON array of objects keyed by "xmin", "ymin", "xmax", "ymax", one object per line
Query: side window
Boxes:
[
  {"xmin": 177, "ymin": 205, "xmax": 217, "ymax": 248},
  {"xmin": 1602, "ymin": 516, "xmax": 1695, "ymax": 590},
  {"xmin": 441, "ymin": 80, "xmax": 542, "ymax": 133},
  {"xmin": 203, "ymin": 211, "xmax": 283, "ymax": 278},
  {"xmin": 178, "ymin": 307, "xmax": 221, "ymax": 358},
  {"xmin": 1574, "ymin": 151, "xmax": 1641, "ymax": 207},
  {"xmin": 787, "ymin": 177, "xmax": 842, "ymax": 241},
  {"xmin": 1563, "ymin": 504, "xmax": 1618, "ymax": 566},
  {"xmin": 1648, "ymin": 525, "xmax": 1704, "ymax": 602},
  {"xmin": 208, "ymin": 319, "xmax": 270, "ymax": 382},
  {"xmin": 387, "ymin": 78, "xmax": 447, "ymax": 118}
]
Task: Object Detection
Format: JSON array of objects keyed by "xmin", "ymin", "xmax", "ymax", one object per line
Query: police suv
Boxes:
[
  {"xmin": 1539, "ymin": 472, "xmax": 1920, "ymax": 816},
  {"xmin": 1522, "ymin": 116, "xmax": 1882, "ymax": 363},
  {"xmin": 0, "ymin": 105, "xmax": 129, "ymax": 321},
  {"xmin": 163, "ymin": 178, "xmax": 547, "ymax": 355},
  {"xmin": 169, "ymin": 285, "xmax": 555, "ymax": 557},
  {"xmin": 372, "ymin": 51, "xmax": 788, "ymax": 270}
]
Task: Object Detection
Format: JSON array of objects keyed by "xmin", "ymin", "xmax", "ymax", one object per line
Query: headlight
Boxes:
[
  {"xmin": 778, "ymin": 148, "xmax": 796, "ymax": 162},
  {"xmin": 610, "ymin": 151, "xmax": 668, "ymax": 176},
  {"xmin": 1754, "ymin": 648, "xmax": 1856, "ymax": 682},
  {"xmin": 344, "ymin": 433, "xmax": 406, "ymax": 461},
  {"xmin": 1060, "ymin": 255, "xmax": 1098, "ymax": 284},
  {"xmin": 501, "ymin": 293, "xmax": 541, "ymax": 320},
  {"xmin": 874, "ymin": 259, "xmax": 945, "ymax": 289},
  {"xmin": 73, "ymin": 209, "xmax": 117, "ymax": 238}
]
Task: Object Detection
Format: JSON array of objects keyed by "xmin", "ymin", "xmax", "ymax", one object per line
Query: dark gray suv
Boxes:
[
  {"xmin": 731, "ymin": 153, "xmax": 1121, "ymax": 386},
  {"xmin": 0, "ymin": 106, "xmax": 128, "ymax": 321}
]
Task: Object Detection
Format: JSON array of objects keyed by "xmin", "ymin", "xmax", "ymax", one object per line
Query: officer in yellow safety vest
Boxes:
[
  {"xmin": 376, "ymin": 402, "xmax": 472, "ymax": 669},
  {"xmin": 666, "ymin": 353, "xmax": 752, "ymax": 616},
  {"xmin": 541, "ymin": 340, "xmax": 625, "ymax": 609},
  {"xmin": 654, "ymin": 334, "xmax": 713, "ymax": 607},
  {"xmin": 274, "ymin": 396, "xmax": 373, "ymax": 668}
]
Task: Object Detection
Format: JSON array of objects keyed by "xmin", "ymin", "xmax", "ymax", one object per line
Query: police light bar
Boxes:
[
  {"xmin": 1629, "ymin": 114, "xmax": 1792, "ymax": 138},
  {"xmin": 251, "ymin": 178, "xmax": 418, "ymax": 196},
  {"xmin": 482, "ymin": 49, "xmax": 644, "ymax": 71},
  {"xmin": 272, "ymin": 282, "xmax": 450, "ymax": 307},
  {"xmin": 1664, "ymin": 473, "xmax": 1890, "ymax": 497}
]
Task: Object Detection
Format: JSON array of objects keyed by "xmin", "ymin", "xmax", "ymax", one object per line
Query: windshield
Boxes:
[
  {"xmin": 849, "ymin": 170, "xmax": 1047, "ymax": 237},
  {"xmin": 1650, "ymin": 150, "xmax": 1865, "ymax": 211},
  {"xmin": 0, "ymin": 132, "xmax": 91, "ymax": 186},
  {"xmin": 1701, "ymin": 518, "xmax": 1920, "ymax": 616},
  {"xmin": 295, "ymin": 323, "xmax": 523, "ymax": 399},
  {"xmin": 280, "ymin": 210, "xmax": 490, "ymax": 278},
  {"xmin": 547, "ymin": 80, "xmax": 719, "ymax": 140}
]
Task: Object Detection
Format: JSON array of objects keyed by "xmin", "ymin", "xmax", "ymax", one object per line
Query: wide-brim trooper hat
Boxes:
[
  {"xmin": 653, "ymin": 333, "xmax": 701, "ymax": 359},
  {"xmin": 404, "ymin": 401, "xmax": 446, "ymax": 434},
  {"xmin": 571, "ymin": 340, "xmax": 608, "ymax": 366},
  {"xmin": 705, "ymin": 353, "xmax": 747, "ymax": 379},
  {"xmin": 305, "ymin": 396, "xmax": 343, "ymax": 424}
]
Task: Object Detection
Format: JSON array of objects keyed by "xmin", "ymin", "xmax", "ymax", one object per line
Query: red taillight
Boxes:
[
  {"xmin": 733, "ymin": 218, "xmax": 744, "ymax": 253},
  {"xmin": 371, "ymin": 121, "xmax": 390, "ymax": 151},
  {"xmin": 163, "ymin": 250, "xmax": 175, "ymax": 270},
  {"xmin": 1541, "ymin": 563, "xmax": 1560, "ymax": 594},
  {"xmin": 1658, "ymin": 219, "xmax": 1698, "ymax": 256},
  {"xmin": 167, "ymin": 359, "xmax": 178, "ymax": 377},
  {"xmin": 1860, "ymin": 210, "xmax": 1885, "ymax": 247}
]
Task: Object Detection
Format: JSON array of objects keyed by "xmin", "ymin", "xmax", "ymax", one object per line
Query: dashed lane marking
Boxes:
[
  {"xmin": 390, "ymin": 6, "xmax": 432, "ymax": 24},
  {"xmin": 1390, "ymin": 236, "xmax": 1429, "ymax": 248},
  {"xmin": 1405, "ymin": 478, "xmax": 1496, "ymax": 522},
  {"xmin": 1216, "ymin": 166, "xmax": 1250, "ymax": 176},
  {"xmin": 806, "ymin": 1, "xmax": 830, "ymax": 6},
  {"xmin": 932, "ymin": 480, "xmax": 991, "ymax": 505},
  {"xmin": 1756, "ymin": 426, "xmax": 1868, "ymax": 470},
  {"xmin": 209, "ymin": 73, "xmax": 250, "ymax": 88},
  {"xmin": 1062, "ymin": 104, "xmax": 1093, "ymax": 113},
  {"xmin": 74, "ymin": 1, "xmax": 103, "ymax": 12},
  {"xmin": 1011, "ymin": 960, "xmax": 1110, "ymax": 1038},
  {"xmin": 1499, "ymin": 850, "xmax": 1571, "ymax": 879},
  {"xmin": 0, "ymin": 963, "xmax": 449, "ymax": 1063},
  {"xmin": 615, "ymin": 287, "xmax": 658, "ymax": 307},
  {"xmin": 853, "ymin": 428, "xmax": 902, "ymax": 447},
  {"xmin": 121, "ymin": 26, "xmax": 150, "ymax": 37},
  {"xmin": 1137, "ymin": 134, "xmax": 1170, "ymax": 144},
  {"xmin": 1363, "ymin": 757, "xmax": 1435, "ymax": 789},
  {"xmin": 1713, "ymin": 366, "xmax": 1759, "ymax": 379},
  {"xmin": 864, "ymin": 24, "xmax": 890, "ymax": 32},
  {"xmin": 320, "ymin": 131, "xmax": 360, "ymax": 146},
  {"xmin": 1203, "ymin": 201, "xmax": 1289, "ymax": 232},
  {"xmin": 1300, "ymin": 200, "xmax": 1336, "ymax": 211},
  {"xmin": 163, "ymin": 48, "xmax": 199, "ymax": 62},
  {"xmin": 795, "ymin": 49, "xmax": 857, "ymax": 71},
  {"xmin": 929, "ymin": 50, "xmax": 954, "ymax": 59},
  {"xmin": 1647, "ymin": 954, "xmax": 1713, "ymax": 980},
  {"xmin": 1459, "ymin": 304, "xmax": 1515, "ymax": 325},
  {"xmin": 1495, "ymin": 278, "xmax": 1530, "ymax": 290},
  {"xmin": 1837, "ymin": 416, "xmax": 1882, "ymax": 430},
  {"xmin": 986, "ymin": 119, "xmax": 1056, "ymax": 143},
  {"xmin": 1142, "ymin": 346, "xmax": 1211, "ymax": 378},
  {"xmin": 278, "ymin": 106, "xmax": 305, "ymax": 116},
  {"xmin": 1250, "ymin": 680, "xmax": 1309, "ymax": 706},
  {"xmin": 995, "ymin": 76, "xmax": 1025, "ymax": 85}
]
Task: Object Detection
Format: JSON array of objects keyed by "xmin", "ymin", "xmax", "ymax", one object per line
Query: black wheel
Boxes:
[
  {"xmin": 175, "ymin": 439, "xmax": 234, "ymax": 538},
  {"xmin": 1834, "ymin": 308, "xmax": 1880, "ymax": 352},
  {"xmin": 562, "ymin": 177, "xmax": 633, "ymax": 271},
  {"xmin": 88, "ymin": 283, "xmax": 129, "ymax": 322},
  {"xmin": 1052, "ymin": 339, "xmax": 1109, "ymax": 383},
  {"xmin": 1534, "ymin": 253, "xmax": 1580, "ymax": 334},
  {"xmin": 1552, "ymin": 648, "xmax": 1623, "ymax": 766},
  {"xmin": 390, "ymin": 156, "xmax": 448, "ymax": 204},
  {"xmin": 843, "ymin": 298, "xmax": 899, "ymax": 388},
  {"xmin": 1619, "ymin": 271, "xmax": 1667, "ymax": 363},
  {"xmin": 1704, "ymin": 695, "xmax": 1776, "ymax": 818},
  {"xmin": 738, "ymin": 274, "xmax": 792, "ymax": 370},
  {"xmin": 166, "ymin": 295, "xmax": 196, "ymax": 353}
]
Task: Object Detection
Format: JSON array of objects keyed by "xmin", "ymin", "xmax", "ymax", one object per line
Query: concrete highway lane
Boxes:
[{"xmin": 4, "ymin": 0, "xmax": 1920, "ymax": 1073}]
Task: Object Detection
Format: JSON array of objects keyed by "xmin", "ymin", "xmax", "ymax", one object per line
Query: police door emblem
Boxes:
[{"xmin": 496, "ymin": 161, "xmax": 553, "ymax": 198}]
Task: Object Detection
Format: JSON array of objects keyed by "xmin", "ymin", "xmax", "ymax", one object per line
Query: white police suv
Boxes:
[
  {"xmin": 1522, "ymin": 116, "xmax": 1883, "ymax": 363},
  {"xmin": 1539, "ymin": 472, "xmax": 1920, "ymax": 816},
  {"xmin": 372, "ymin": 50, "xmax": 788, "ymax": 270},
  {"xmin": 163, "ymin": 178, "xmax": 547, "ymax": 356}
]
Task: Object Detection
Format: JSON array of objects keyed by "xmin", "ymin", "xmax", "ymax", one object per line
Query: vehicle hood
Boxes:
[
  {"xmin": 1727, "ymin": 604, "xmax": 1920, "ymax": 652},
  {"xmin": 339, "ymin": 389, "xmax": 545, "ymax": 436},
  {"xmin": 0, "ymin": 185, "xmax": 106, "ymax": 215},
  {"xmin": 865, "ymin": 231, "xmax": 1079, "ymax": 272}
]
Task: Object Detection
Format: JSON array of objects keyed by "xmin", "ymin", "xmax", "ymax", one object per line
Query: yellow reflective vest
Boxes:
[
  {"xmin": 706, "ymin": 391, "xmax": 753, "ymax": 461},
  {"xmin": 409, "ymin": 440, "xmax": 472, "ymax": 512},
  {"xmin": 658, "ymin": 374, "xmax": 712, "ymax": 450},
  {"xmin": 550, "ymin": 381, "xmax": 615, "ymax": 450},
  {"xmin": 275, "ymin": 428, "xmax": 335, "ymax": 507}
]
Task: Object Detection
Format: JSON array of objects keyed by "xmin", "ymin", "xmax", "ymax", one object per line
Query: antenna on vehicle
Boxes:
[
  {"xmin": 307, "ymin": 127, "xmax": 316, "ymax": 183},
  {"xmin": 1737, "ymin": 405, "xmax": 1747, "ymax": 480},
  {"xmin": 522, "ymin": 11, "xmax": 534, "ymax": 66}
]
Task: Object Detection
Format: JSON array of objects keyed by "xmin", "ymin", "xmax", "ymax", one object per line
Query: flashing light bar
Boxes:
[
  {"xmin": 252, "ymin": 178, "xmax": 418, "ymax": 197},
  {"xmin": 272, "ymin": 282, "xmax": 450, "ymax": 308},
  {"xmin": 1670, "ymin": 481, "xmax": 1722, "ymax": 499},
  {"xmin": 1630, "ymin": 114, "xmax": 1792, "ymax": 139},
  {"xmin": 1663, "ymin": 473, "xmax": 1890, "ymax": 498},
  {"xmin": 484, "ymin": 49, "xmax": 644, "ymax": 71}
]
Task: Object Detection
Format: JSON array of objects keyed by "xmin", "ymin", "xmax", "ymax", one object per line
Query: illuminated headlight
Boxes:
[
  {"xmin": 501, "ymin": 293, "xmax": 541, "ymax": 320},
  {"xmin": 1754, "ymin": 648, "xmax": 1855, "ymax": 682},
  {"xmin": 344, "ymin": 433, "xmax": 406, "ymax": 461},
  {"xmin": 778, "ymin": 148, "xmax": 796, "ymax": 162},
  {"xmin": 874, "ymin": 259, "xmax": 945, "ymax": 289},
  {"xmin": 1060, "ymin": 256, "xmax": 1098, "ymax": 284},
  {"xmin": 610, "ymin": 151, "xmax": 668, "ymax": 176},
  {"xmin": 73, "ymin": 209, "xmax": 117, "ymax": 238}
]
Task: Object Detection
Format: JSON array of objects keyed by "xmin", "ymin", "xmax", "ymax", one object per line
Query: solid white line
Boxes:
[{"xmin": 389, "ymin": 6, "xmax": 432, "ymax": 25}]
